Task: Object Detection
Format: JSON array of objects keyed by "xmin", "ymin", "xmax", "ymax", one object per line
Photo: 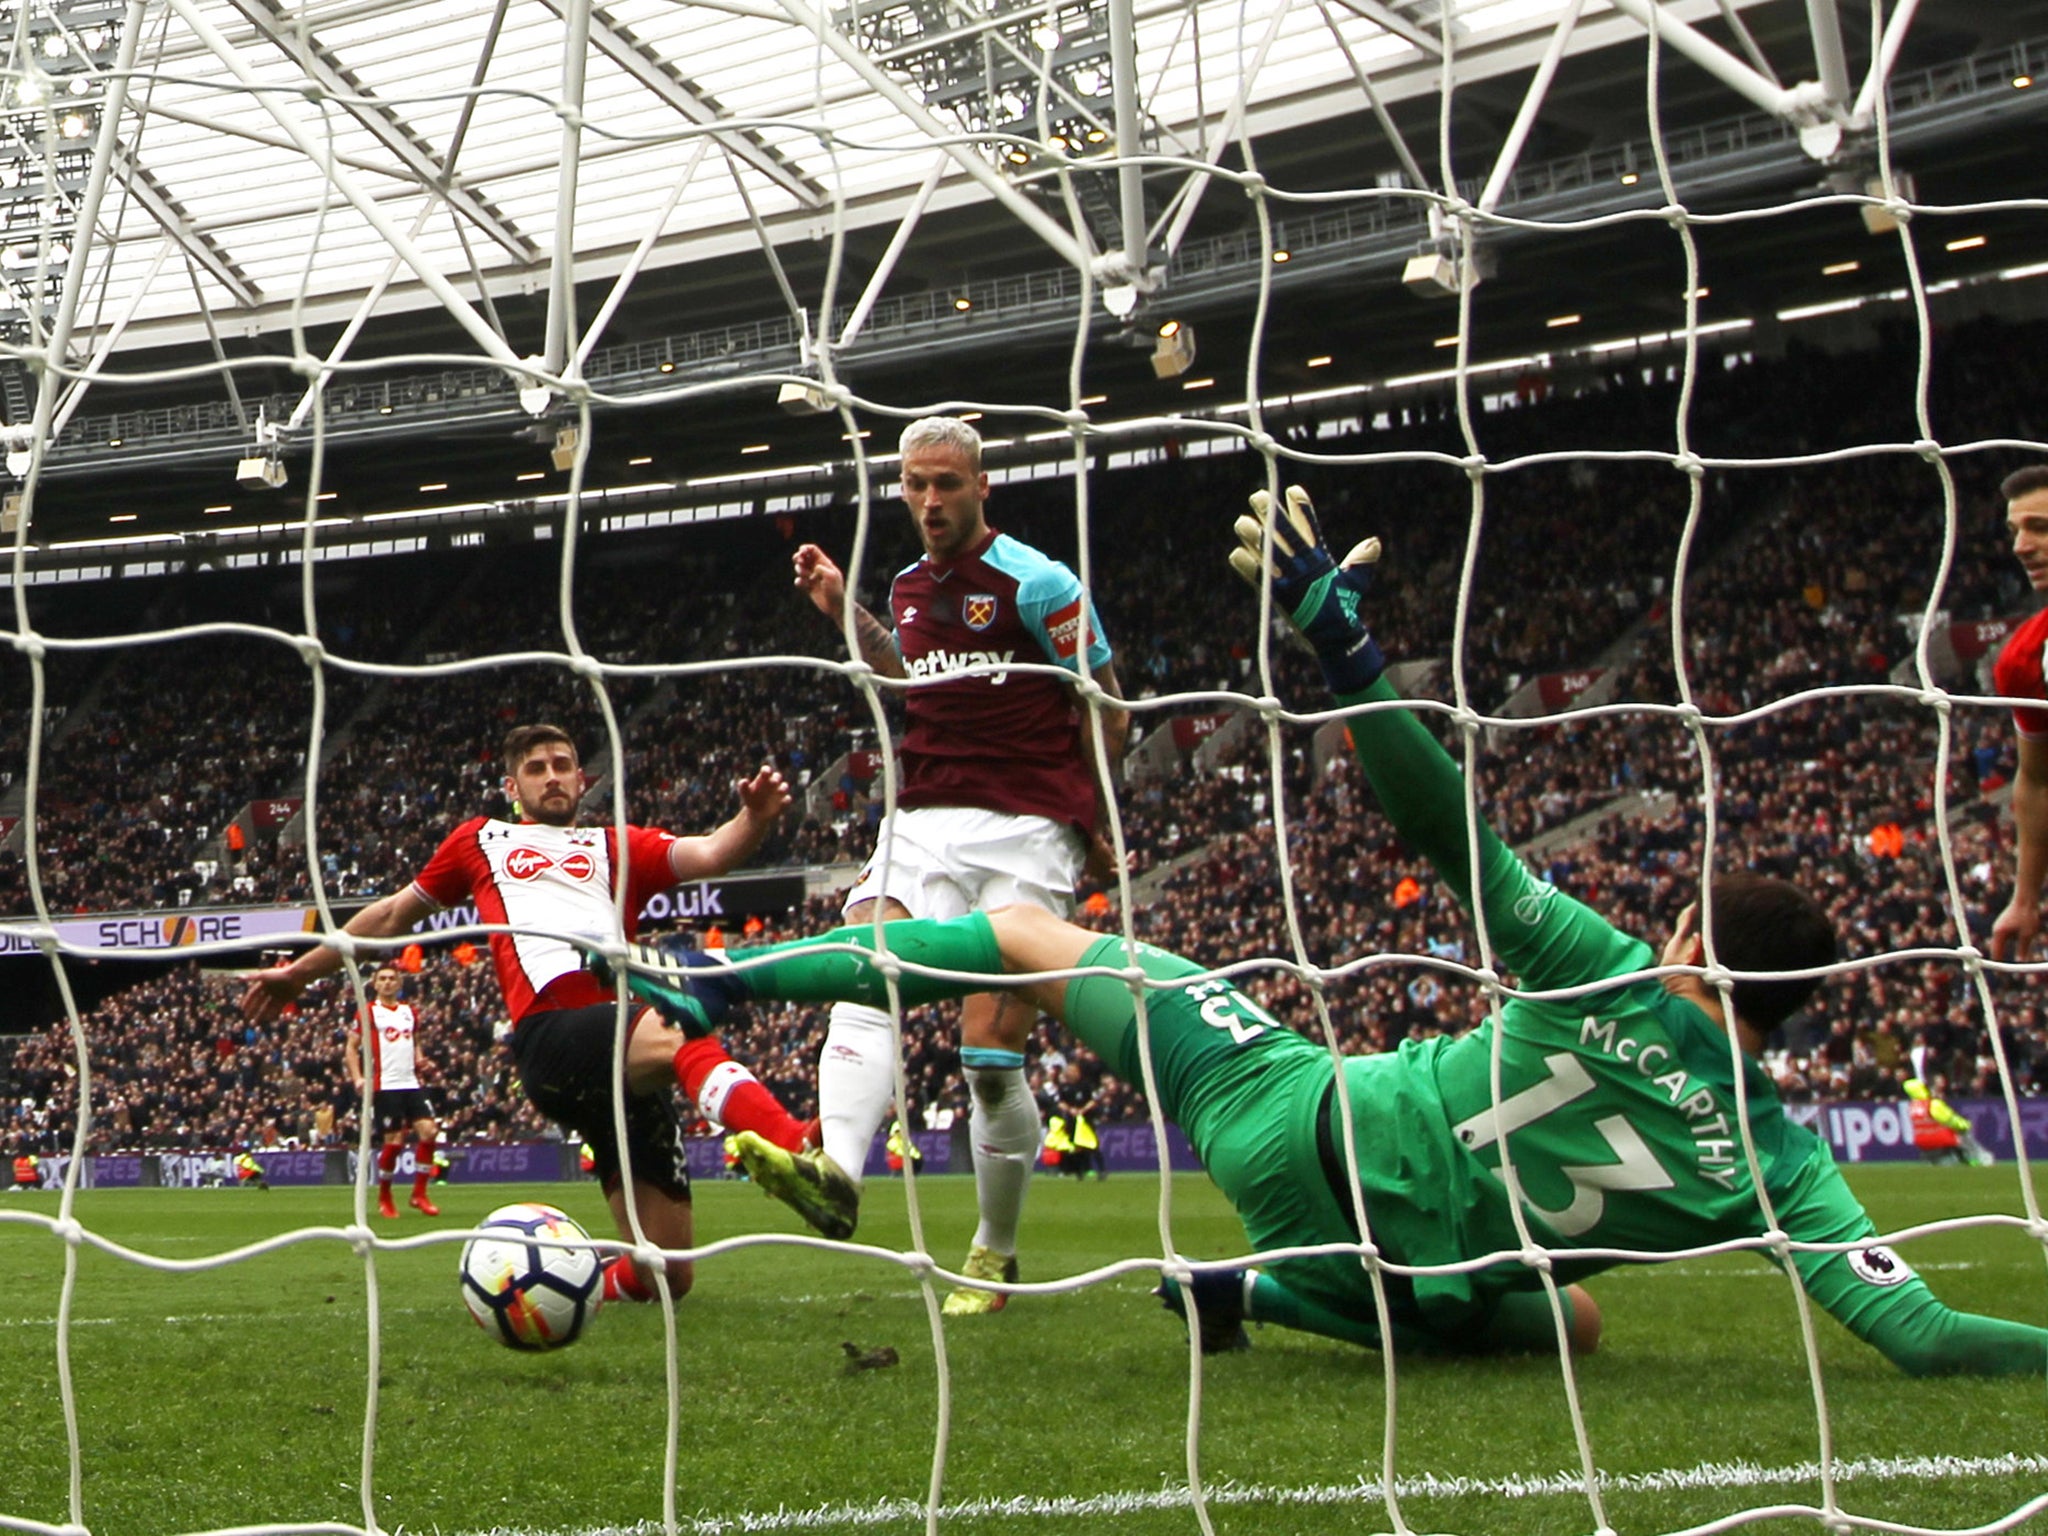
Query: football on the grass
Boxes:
[{"xmin": 458, "ymin": 1202, "xmax": 601, "ymax": 1350}]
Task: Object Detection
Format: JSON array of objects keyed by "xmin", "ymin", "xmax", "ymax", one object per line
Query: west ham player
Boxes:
[
  {"xmin": 767, "ymin": 415, "xmax": 1127, "ymax": 1313},
  {"xmin": 243, "ymin": 723, "xmax": 815, "ymax": 1306},
  {"xmin": 617, "ymin": 487, "xmax": 2048, "ymax": 1373},
  {"xmin": 1991, "ymin": 465, "xmax": 2048, "ymax": 962},
  {"xmin": 347, "ymin": 965, "xmax": 442, "ymax": 1219}
]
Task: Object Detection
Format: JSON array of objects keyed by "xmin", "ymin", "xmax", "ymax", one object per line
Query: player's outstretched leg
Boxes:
[
  {"xmin": 731, "ymin": 1131, "xmax": 860, "ymax": 1241},
  {"xmin": 602, "ymin": 938, "xmax": 751, "ymax": 1036},
  {"xmin": 630, "ymin": 915, "xmax": 1008, "ymax": 1015}
]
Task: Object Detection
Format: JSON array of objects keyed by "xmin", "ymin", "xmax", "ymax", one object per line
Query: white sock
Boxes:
[
  {"xmin": 965, "ymin": 1059, "xmax": 1040, "ymax": 1255},
  {"xmin": 818, "ymin": 1003, "xmax": 895, "ymax": 1184}
]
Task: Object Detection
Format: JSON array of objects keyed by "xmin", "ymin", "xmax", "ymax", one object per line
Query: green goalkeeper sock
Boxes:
[
  {"xmin": 1245, "ymin": 1269, "xmax": 1385, "ymax": 1349},
  {"xmin": 731, "ymin": 912, "xmax": 1006, "ymax": 1009}
]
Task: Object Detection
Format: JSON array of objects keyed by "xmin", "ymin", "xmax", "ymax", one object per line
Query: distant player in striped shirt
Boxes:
[{"xmin": 347, "ymin": 965, "xmax": 441, "ymax": 1219}]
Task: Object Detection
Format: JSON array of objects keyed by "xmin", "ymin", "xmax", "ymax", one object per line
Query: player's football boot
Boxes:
[
  {"xmin": 377, "ymin": 1188, "xmax": 399, "ymax": 1220},
  {"xmin": 1154, "ymin": 1267, "xmax": 1253, "ymax": 1354},
  {"xmin": 730, "ymin": 1130, "xmax": 859, "ymax": 1241},
  {"xmin": 588, "ymin": 937, "xmax": 748, "ymax": 1038},
  {"xmin": 941, "ymin": 1244, "xmax": 1018, "ymax": 1317},
  {"xmin": 410, "ymin": 1192, "xmax": 442, "ymax": 1217}
]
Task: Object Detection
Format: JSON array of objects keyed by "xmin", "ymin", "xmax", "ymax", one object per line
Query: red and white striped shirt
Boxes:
[
  {"xmin": 408, "ymin": 818, "xmax": 678, "ymax": 1022},
  {"xmin": 364, "ymin": 999, "xmax": 421, "ymax": 1090},
  {"xmin": 1994, "ymin": 607, "xmax": 2048, "ymax": 739}
]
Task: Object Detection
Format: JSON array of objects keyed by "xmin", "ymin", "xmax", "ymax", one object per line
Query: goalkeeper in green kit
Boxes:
[{"xmin": 615, "ymin": 487, "xmax": 2048, "ymax": 1377}]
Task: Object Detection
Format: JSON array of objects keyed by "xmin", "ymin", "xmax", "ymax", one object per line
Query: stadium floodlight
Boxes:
[
  {"xmin": 835, "ymin": 0, "xmax": 1122, "ymax": 185},
  {"xmin": 236, "ymin": 451, "xmax": 287, "ymax": 490},
  {"xmin": 1861, "ymin": 170, "xmax": 1917, "ymax": 235},
  {"xmin": 1402, "ymin": 251, "xmax": 1465, "ymax": 298},
  {"xmin": 550, "ymin": 425, "xmax": 580, "ymax": 472},
  {"xmin": 0, "ymin": 1, "xmax": 123, "ymax": 346},
  {"xmin": 1150, "ymin": 319, "xmax": 1195, "ymax": 380},
  {"xmin": 777, "ymin": 380, "xmax": 833, "ymax": 416}
]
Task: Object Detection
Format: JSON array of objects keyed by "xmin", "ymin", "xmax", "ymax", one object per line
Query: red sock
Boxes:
[
  {"xmin": 672, "ymin": 1037, "xmax": 808, "ymax": 1152},
  {"xmin": 377, "ymin": 1142, "xmax": 399, "ymax": 1189},
  {"xmin": 412, "ymin": 1139, "xmax": 436, "ymax": 1197},
  {"xmin": 602, "ymin": 1255, "xmax": 655, "ymax": 1304}
]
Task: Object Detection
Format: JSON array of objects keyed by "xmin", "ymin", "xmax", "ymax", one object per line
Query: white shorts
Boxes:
[{"xmin": 844, "ymin": 806, "xmax": 1085, "ymax": 921}]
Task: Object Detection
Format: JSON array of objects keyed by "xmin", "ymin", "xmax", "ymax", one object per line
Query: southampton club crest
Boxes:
[{"xmin": 962, "ymin": 593, "xmax": 998, "ymax": 631}]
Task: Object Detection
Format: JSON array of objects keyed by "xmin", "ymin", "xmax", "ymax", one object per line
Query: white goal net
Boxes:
[{"xmin": 5, "ymin": 1, "xmax": 2048, "ymax": 1533}]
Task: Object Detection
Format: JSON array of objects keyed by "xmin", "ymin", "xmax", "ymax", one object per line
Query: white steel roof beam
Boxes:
[
  {"xmin": 15, "ymin": 0, "xmax": 151, "ymax": 526},
  {"xmin": 1805, "ymin": 0, "xmax": 1853, "ymax": 115},
  {"xmin": 1714, "ymin": 0, "xmax": 1785, "ymax": 88},
  {"xmin": 107, "ymin": 143, "xmax": 262, "ymax": 307},
  {"xmin": 1476, "ymin": 0, "xmax": 1585, "ymax": 216},
  {"xmin": 1851, "ymin": 0, "xmax": 1922, "ymax": 129},
  {"xmin": 216, "ymin": 0, "xmax": 540, "ymax": 265},
  {"xmin": 542, "ymin": 0, "xmax": 591, "ymax": 378},
  {"xmin": 836, "ymin": 151, "xmax": 944, "ymax": 350},
  {"xmin": 1324, "ymin": 0, "xmax": 1442, "ymax": 58},
  {"xmin": 135, "ymin": 100, "xmax": 409, "ymax": 182},
  {"xmin": 1151, "ymin": 0, "xmax": 1291, "ymax": 260},
  {"xmin": 51, "ymin": 238, "xmax": 172, "ymax": 441},
  {"xmin": 574, "ymin": 136, "xmax": 715, "ymax": 370},
  {"xmin": 1315, "ymin": 0, "xmax": 1430, "ymax": 193},
  {"xmin": 533, "ymin": 0, "xmax": 828, "ymax": 211},
  {"xmin": 1105, "ymin": 0, "xmax": 1149, "ymax": 285},
  {"xmin": 1602, "ymin": 0, "xmax": 1817, "ymax": 123},
  {"xmin": 165, "ymin": 0, "xmax": 525, "ymax": 370},
  {"xmin": 772, "ymin": 0, "xmax": 1092, "ymax": 272}
]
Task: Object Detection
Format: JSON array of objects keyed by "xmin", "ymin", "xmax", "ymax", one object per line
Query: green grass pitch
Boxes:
[{"xmin": 4, "ymin": 1165, "xmax": 2046, "ymax": 1535}]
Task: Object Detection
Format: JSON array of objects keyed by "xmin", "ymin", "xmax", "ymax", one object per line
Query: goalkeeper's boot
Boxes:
[
  {"xmin": 1229, "ymin": 485, "xmax": 1385, "ymax": 695},
  {"xmin": 589, "ymin": 936, "xmax": 749, "ymax": 1038},
  {"xmin": 1154, "ymin": 1266, "xmax": 1253, "ymax": 1354},
  {"xmin": 941, "ymin": 1244, "xmax": 1019, "ymax": 1317},
  {"xmin": 731, "ymin": 1130, "xmax": 859, "ymax": 1240}
]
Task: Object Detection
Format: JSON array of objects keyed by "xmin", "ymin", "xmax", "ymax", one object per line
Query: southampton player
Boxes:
[
  {"xmin": 244, "ymin": 723, "xmax": 816, "ymax": 1307},
  {"xmin": 1991, "ymin": 465, "xmax": 2048, "ymax": 962},
  {"xmin": 614, "ymin": 488, "xmax": 2048, "ymax": 1373},
  {"xmin": 765, "ymin": 416, "xmax": 1126, "ymax": 1314},
  {"xmin": 348, "ymin": 965, "xmax": 442, "ymax": 1219}
]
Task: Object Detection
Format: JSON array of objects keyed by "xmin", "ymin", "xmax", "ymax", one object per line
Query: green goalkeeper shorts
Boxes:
[{"xmin": 1064, "ymin": 935, "xmax": 1354, "ymax": 1260}]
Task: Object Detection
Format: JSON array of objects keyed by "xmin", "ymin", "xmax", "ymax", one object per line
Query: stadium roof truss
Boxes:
[{"xmin": 0, "ymin": 0, "xmax": 2020, "ymax": 476}]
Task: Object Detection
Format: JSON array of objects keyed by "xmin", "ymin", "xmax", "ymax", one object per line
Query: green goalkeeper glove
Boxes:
[{"xmin": 1229, "ymin": 484, "xmax": 1385, "ymax": 694}]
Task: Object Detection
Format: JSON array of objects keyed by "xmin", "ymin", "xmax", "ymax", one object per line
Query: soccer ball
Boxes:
[{"xmin": 458, "ymin": 1202, "xmax": 601, "ymax": 1351}]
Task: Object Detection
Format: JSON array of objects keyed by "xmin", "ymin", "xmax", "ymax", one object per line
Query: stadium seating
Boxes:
[{"xmin": 6, "ymin": 317, "xmax": 2048, "ymax": 1154}]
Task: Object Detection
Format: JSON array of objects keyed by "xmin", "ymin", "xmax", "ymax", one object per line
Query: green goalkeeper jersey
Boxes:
[{"xmin": 1298, "ymin": 679, "xmax": 2048, "ymax": 1375}]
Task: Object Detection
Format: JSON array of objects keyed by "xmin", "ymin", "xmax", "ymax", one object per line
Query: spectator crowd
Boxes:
[{"xmin": 7, "ymin": 314, "xmax": 2048, "ymax": 1159}]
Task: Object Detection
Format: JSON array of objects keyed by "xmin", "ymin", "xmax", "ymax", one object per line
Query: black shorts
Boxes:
[
  {"xmin": 510, "ymin": 1004, "xmax": 691, "ymax": 1200},
  {"xmin": 368, "ymin": 1087, "xmax": 436, "ymax": 1134}
]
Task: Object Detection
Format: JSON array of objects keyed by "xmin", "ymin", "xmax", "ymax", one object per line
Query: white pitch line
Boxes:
[{"xmin": 455, "ymin": 1453, "xmax": 2048, "ymax": 1535}]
